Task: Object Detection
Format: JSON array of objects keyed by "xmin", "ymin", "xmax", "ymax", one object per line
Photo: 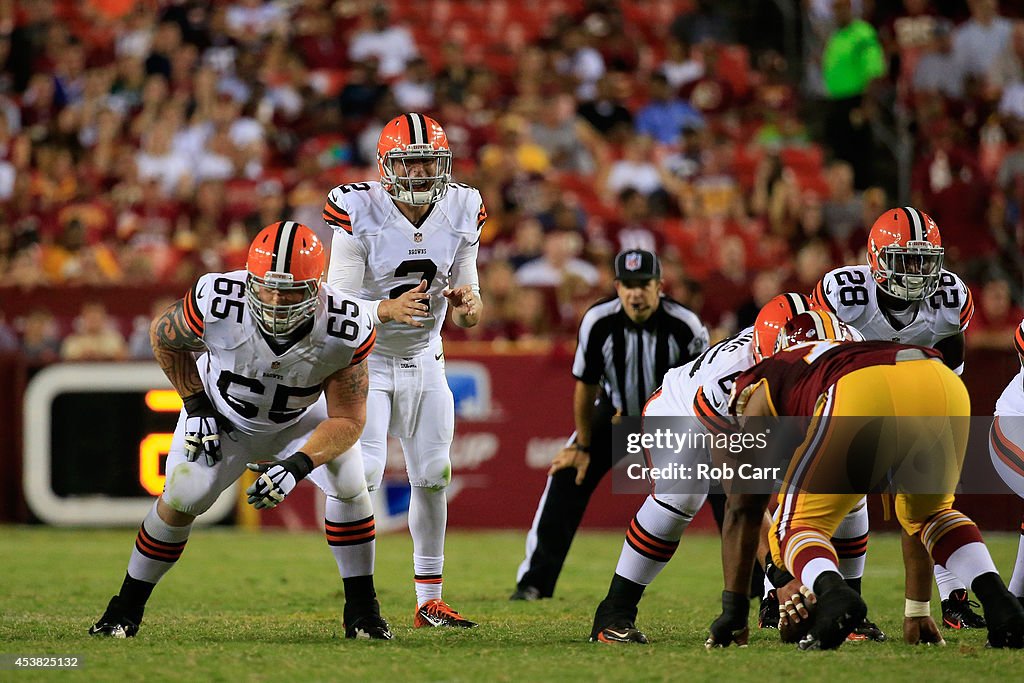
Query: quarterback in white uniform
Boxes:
[
  {"xmin": 989, "ymin": 321, "xmax": 1024, "ymax": 607},
  {"xmin": 90, "ymin": 222, "xmax": 393, "ymax": 641},
  {"xmin": 325, "ymin": 113, "xmax": 482, "ymax": 628},
  {"xmin": 811, "ymin": 205, "xmax": 983, "ymax": 634},
  {"xmin": 590, "ymin": 294, "xmax": 815, "ymax": 644}
]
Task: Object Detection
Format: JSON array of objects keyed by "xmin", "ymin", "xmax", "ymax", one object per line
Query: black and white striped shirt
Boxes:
[{"xmin": 572, "ymin": 296, "xmax": 709, "ymax": 416}]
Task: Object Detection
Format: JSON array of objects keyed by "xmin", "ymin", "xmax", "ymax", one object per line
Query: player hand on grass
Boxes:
[
  {"xmin": 548, "ymin": 444, "xmax": 590, "ymax": 485},
  {"xmin": 903, "ymin": 616, "xmax": 945, "ymax": 646},
  {"xmin": 705, "ymin": 591, "xmax": 750, "ymax": 648}
]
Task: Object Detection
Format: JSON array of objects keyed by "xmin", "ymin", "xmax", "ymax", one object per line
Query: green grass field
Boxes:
[{"xmin": 2, "ymin": 527, "xmax": 1022, "ymax": 682}]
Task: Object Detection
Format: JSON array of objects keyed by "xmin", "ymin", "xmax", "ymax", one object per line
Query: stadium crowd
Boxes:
[{"xmin": 2, "ymin": 0, "xmax": 1024, "ymax": 358}]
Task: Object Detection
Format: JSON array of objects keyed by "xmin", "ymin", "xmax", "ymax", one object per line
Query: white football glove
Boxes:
[
  {"xmin": 245, "ymin": 452, "xmax": 315, "ymax": 510},
  {"xmin": 182, "ymin": 392, "xmax": 230, "ymax": 467}
]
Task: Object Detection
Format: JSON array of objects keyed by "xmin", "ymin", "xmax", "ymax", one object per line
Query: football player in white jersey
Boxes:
[
  {"xmin": 810, "ymin": 206, "xmax": 984, "ymax": 634},
  {"xmin": 590, "ymin": 294, "xmax": 815, "ymax": 644},
  {"xmin": 324, "ymin": 113, "xmax": 482, "ymax": 628},
  {"xmin": 989, "ymin": 321, "xmax": 1024, "ymax": 610},
  {"xmin": 89, "ymin": 222, "xmax": 392, "ymax": 640}
]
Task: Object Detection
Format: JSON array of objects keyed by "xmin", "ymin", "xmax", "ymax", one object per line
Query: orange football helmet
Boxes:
[
  {"xmin": 377, "ymin": 113, "xmax": 452, "ymax": 205},
  {"xmin": 246, "ymin": 221, "xmax": 324, "ymax": 338},
  {"xmin": 867, "ymin": 206, "xmax": 944, "ymax": 301},
  {"xmin": 774, "ymin": 310, "xmax": 864, "ymax": 353},
  {"xmin": 752, "ymin": 293, "xmax": 817, "ymax": 362}
]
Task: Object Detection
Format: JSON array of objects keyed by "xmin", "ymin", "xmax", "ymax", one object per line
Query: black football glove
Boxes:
[
  {"xmin": 705, "ymin": 591, "xmax": 751, "ymax": 648},
  {"xmin": 182, "ymin": 391, "xmax": 231, "ymax": 467},
  {"xmin": 245, "ymin": 452, "xmax": 315, "ymax": 510}
]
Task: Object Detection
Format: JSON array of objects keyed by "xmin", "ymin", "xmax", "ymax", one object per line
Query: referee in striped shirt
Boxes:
[{"xmin": 511, "ymin": 249, "xmax": 709, "ymax": 600}]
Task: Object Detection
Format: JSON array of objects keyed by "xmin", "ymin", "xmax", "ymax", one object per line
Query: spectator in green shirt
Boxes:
[{"xmin": 821, "ymin": 0, "xmax": 886, "ymax": 189}]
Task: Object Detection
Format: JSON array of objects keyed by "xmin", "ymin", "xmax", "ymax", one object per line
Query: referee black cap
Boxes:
[{"xmin": 614, "ymin": 249, "xmax": 661, "ymax": 281}]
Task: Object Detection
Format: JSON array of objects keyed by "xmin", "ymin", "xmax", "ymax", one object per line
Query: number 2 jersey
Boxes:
[
  {"xmin": 811, "ymin": 265, "xmax": 974, "ymax": 355},
  {"xmin": 323, "ymin": 181, "xmax": 485, "ymax": 358},
  {"xmin": 183, "ymin": 270, "xmax": 376, "ymax": 436},
  {"xmin": 657, "ymin": 327, "xmax": 754, "ymax": 434}
]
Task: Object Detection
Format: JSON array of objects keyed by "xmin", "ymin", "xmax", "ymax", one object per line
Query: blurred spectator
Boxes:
[
  {"xmin": 735, "ymin": 269, "xmax": 786, "ymax": 330},
  {"xmin": 60, "ymin": 301, "xmax": 128, "ymax": 361},
  {"xmin": 635, "ymin": 72, "xmax": 704, "ymax": 146},
  {"xmin": 821, "ymin": 0, "xmax": 885, "ymax": 188},
  {"xmin": 515, "ymin": 231, "xmax": 599, "ymax": 288},
  {"xmin": 604, "ymin": 134, "xmax": 668, "ymax": 198},
  {"xmin": 40, "ymin": 219, "xmax": 122, "ymax": 285},
  {"xmin": 821, "ymin": 160, "xmax": 863, "ymax": 243},
  {"xmin": 604, "ymin": 188, "xmax": 665, "ymax": 254},
  {"xmin": 528, "ymin": 93, "xmax": 604, "ymax": 175},
  {"xmin": 783, "ymin": 239, "xmax": 833, "ymax": 294},
  {"xmin": 135, "ymin": 123, "xmax": 192, "ymax": 197},
  {"xmin": 392, "ymin": 57, "xmax": 435, "ymax": 111},
  {"xmin": 347, "ymin": 4, "xmax": 418, "ymax": 80},
  {"xmin": 225, "ymin": 0, "xmax": 288, "ymax": 46},
  {"xmin": 952, "ymin": 0, "xmax": 1012, "ymax": 81},
  {"xmin": 576, "ymin": 74, "xmax": 633, "ymax": 142},
  {"xmin": 660, "ymin": 38, "xmax": 704, "ymax": 91},
  {"xmin": 0, "ymin": 310, "xmax": 17, "ymax": 353},
  {"xmin": 20, "ymin": 308, "xmax": 61, "ymax": 363},
  {"xmin": 968, "ymin": 275, "xmax": 1024, "ymax": 347},
  {"xmin": 128, "ymin": 296, "xmax": 173, "ymax": 360},
  {"xmin": 701, "ymin": 235, "xmax": 750, "ymax": 334},
  {"xmin": 670, "ymin": 0, "xmax": 735, "ymax": 46},
  {"xmin": 555, "ymin": 25, "xmax": 605, "ymax": 102},
  {"xmin": 989, "ymin": 19, "xmax": 1024, "ymax": 92},
  {"xmin": 912, "ymin": 19, "xmax": 967, "ymax": 100},
  {"xmin": 244, "ymin": 179, "xmax": 290, "ymax": 239}
]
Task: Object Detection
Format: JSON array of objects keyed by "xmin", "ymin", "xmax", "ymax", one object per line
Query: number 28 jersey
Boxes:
[
  {"xmin": 323, "ymin": 181, "xmax": 485, "ymax": 358},
  {"xmin": 184, "ymin": 270, "xmax": 375, "ymax": 436},
  {"xmin": 811, "ymin": 265, "xmax": 973, "ymax": 348}
]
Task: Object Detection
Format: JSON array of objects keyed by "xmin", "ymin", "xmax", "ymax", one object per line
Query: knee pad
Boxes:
[
  {"xmin": 161, "ymin": 462, "xmax": 219, "ymax": 517},
  {"xmin": 409, "ymin": 456, "xmax": 452, "ymax": 491}
]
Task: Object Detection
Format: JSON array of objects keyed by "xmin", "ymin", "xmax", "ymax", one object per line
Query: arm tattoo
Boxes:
[
  {"xmin": 150, "ymin": 300, "xmax": 205, "ymax": 398},
  {"xmin": 335, "ymin": 361, "xmax": 369, "ymax": 404}
]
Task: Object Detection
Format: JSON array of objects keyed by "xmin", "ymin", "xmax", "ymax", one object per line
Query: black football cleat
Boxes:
[
  {"xmin": 344, "ymin": 600, "xmax": 393, "ymax": 640},
  {"xmin": 88, "ymin": 595, "xmax": 143, "ymax": 639},
  {"xmin": 847, "ymin": 617, "xmax": 886, "ymax": 642},
  {"xmin": 591, "ymin": 622, "xmax": 649, "ymax": 644},
  {"xmin": 942, "ymin": 589, "xmax": 986, "ymax": 629},
  {"xmin": 983, "ymin": 594, "xmax": 1024, "ymax": 649},
  {"xmin": 509, "ymin": 586, "xmax": 542, "ymax": 601},
  {"xmin": 798, "ymin": 583, "xmax": 866, "ymax": 651},
  {"xmin": 759, "ymin": 589, "xmax": 779, "ymax": 629}
]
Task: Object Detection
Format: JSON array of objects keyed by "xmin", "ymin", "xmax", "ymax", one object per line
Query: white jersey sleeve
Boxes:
[{"xmin": 995, "ymin": 319, "xmax": 1024, "ymax": 417}]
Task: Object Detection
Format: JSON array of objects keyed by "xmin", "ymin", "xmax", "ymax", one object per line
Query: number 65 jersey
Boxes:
[
  {"xmin": 811, "ymin": 265, "xmax": 974, "ymax": 349},
  {"xmin": 187, "ymin": 270, "xmax": 376, "ymax": 437},
  {"xmin": 323, "ymin": 181, "xmax": 484, "ymax": 359}
]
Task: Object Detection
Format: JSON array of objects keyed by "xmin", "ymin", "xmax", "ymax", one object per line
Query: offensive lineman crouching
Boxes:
[{"xmin": 89, "ymin": 222, "xmax": 393, "ymax": 640}]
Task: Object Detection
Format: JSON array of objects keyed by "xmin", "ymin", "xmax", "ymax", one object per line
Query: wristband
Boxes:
[
  {"xmin": 721, "ymin": 590, "xmax": 751, "ymax": 618},
  {"xmin": 283, "ymin": 451, "xmax": 315, "ymax": 481},
  {"xmin": 905, "ymin": 598, "xmax": 931, "ymax": 618},
  {"xmin": 182, "ymin": 391, "xmax": 215, "ymax": 415},
  {"xmin": 368, "ymin": 300, "xmax": 383, "ymax": 327},
  {"xmin": 575, "ymin": 443, "xmax": 590, "ymax": 453}
]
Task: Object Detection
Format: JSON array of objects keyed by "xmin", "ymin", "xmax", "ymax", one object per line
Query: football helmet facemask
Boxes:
[
  {"xmin": 752, "ymin": 293, "xmax": 817, "ymax": 362},
  {"xmin": 246, "ymin": 221, "xmax": 324, "ymax": 339},
  {"xmin": 377, "ymin": 113, "xmax": 452, "ymax": 206},
  {"xmin": 774, "ymin": 310, "xmax": 864, "ymax": 353},
  {"xmin": 867, "ymin": 206, "xmax": 944, "ymax": 301}
]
